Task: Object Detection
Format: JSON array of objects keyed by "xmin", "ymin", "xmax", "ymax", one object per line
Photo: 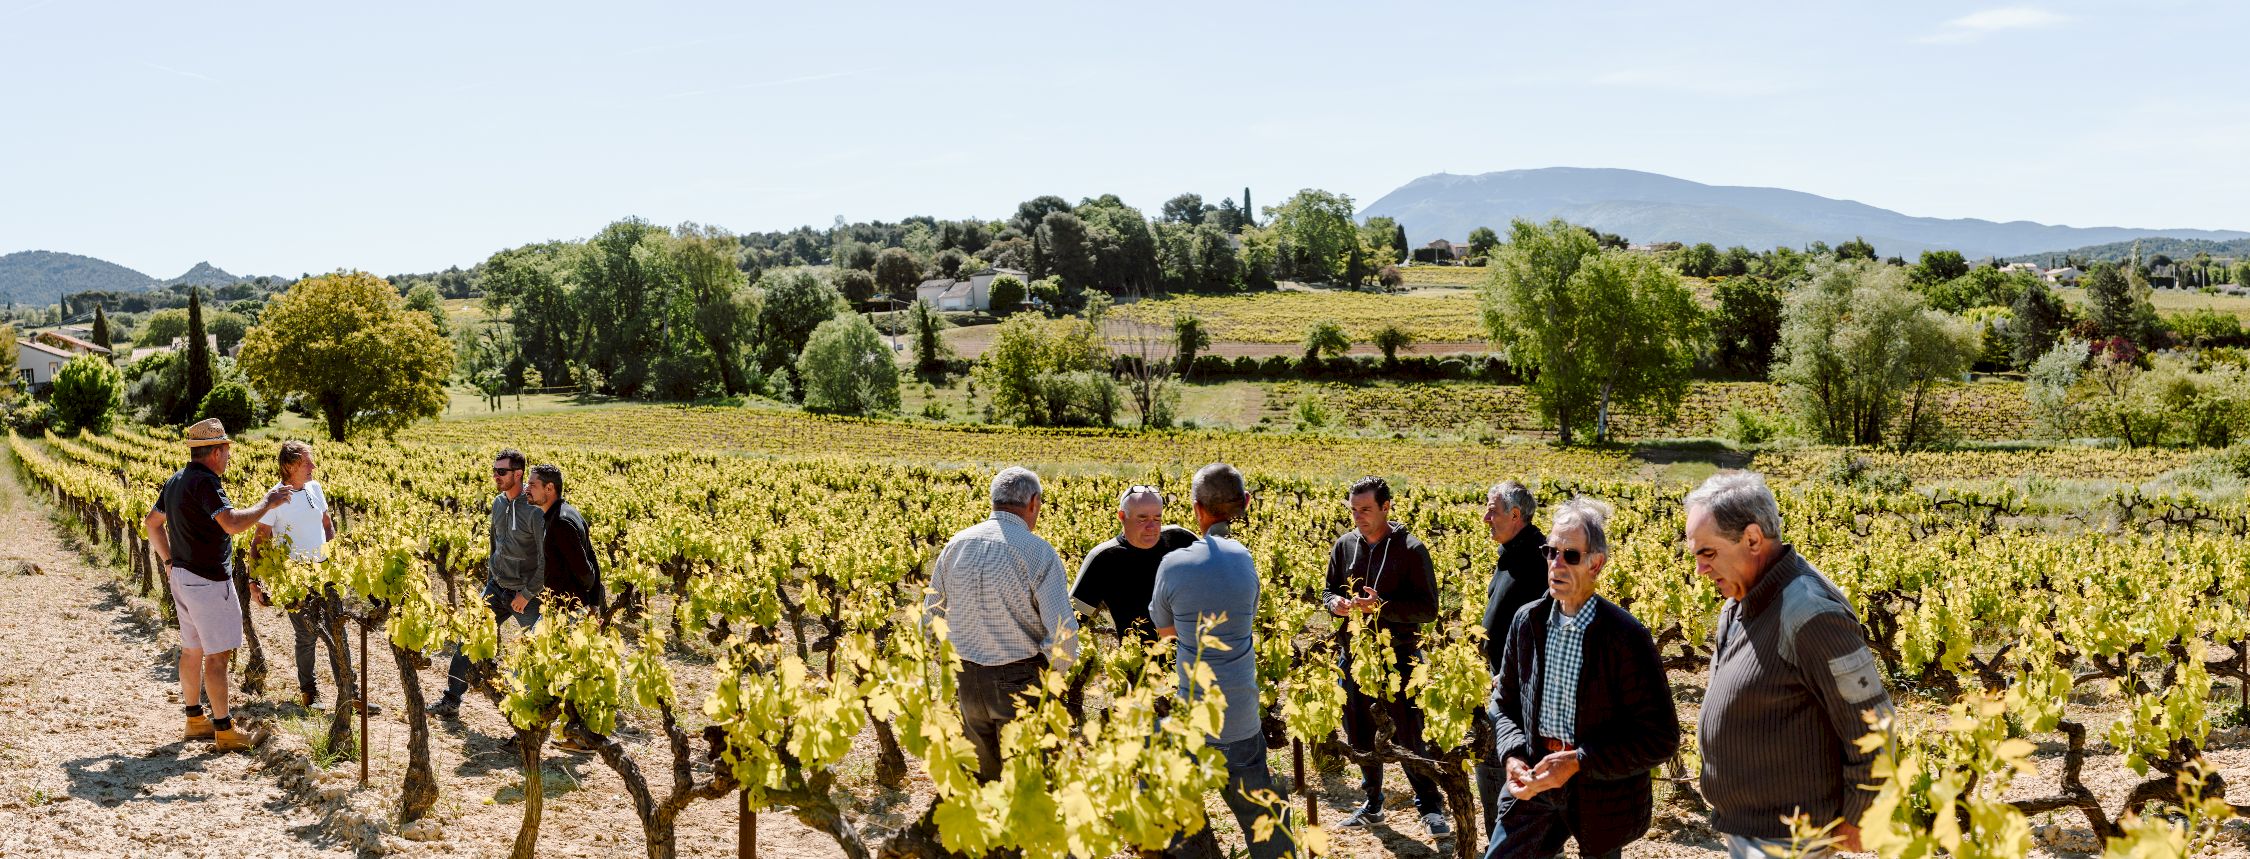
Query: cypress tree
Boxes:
[
  {"xmin": 184, "ymin": 287, "xmax": 213, "ymax": 424},
  {"xmin": 92, "ymin": 305, "xmax": 110, "ymax": 353},
  {"xmin": 1242, "ymin": 187, "xmax": 1254, "ymax": 227}
]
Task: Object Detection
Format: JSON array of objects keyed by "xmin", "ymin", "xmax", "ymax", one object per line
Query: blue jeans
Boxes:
[
  {"xmin": 1482, "ymin": 787, "xmax": 1621, "ymax": 859},
  {"xmin": 1172, "ymin": 733, "xmax": 1298, "ymax": 859},
  {"xmin": 440, "ymin": 582, "xmax": 539, "ymax": 705}
]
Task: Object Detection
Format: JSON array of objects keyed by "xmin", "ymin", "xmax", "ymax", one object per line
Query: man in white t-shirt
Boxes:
[{"xmin": 253, "ymin": 440, "xmax": 347, "ymax": 709}]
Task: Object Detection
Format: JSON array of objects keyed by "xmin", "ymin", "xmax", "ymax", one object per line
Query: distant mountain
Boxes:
[
  {"xmin": 0, "ymin": 250, "xmax": 156, "ymax": 304},
  {"xmin": 159, "ymin": 261, "xmax": 247, "ymax": 289},
  {"xmin": 2008, "ymin": 237, "xmax": 2250, "ymax": 269},
  {"xmin": 1361, "ymin": 167, "xmax": 2250, "ymax": 261}
]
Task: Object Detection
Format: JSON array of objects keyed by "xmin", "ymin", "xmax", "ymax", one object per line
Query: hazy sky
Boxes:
[{"xmin": 3, "ymin": 1, "xmax": 2241, "ymax": 277}]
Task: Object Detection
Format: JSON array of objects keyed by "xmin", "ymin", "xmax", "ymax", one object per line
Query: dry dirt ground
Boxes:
[{"xmin": 7, "ymin": 453, "xmax": 2250, "ymax": 858}]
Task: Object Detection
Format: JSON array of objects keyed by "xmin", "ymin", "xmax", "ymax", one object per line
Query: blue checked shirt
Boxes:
[{"xmin": 1539, "ymin": 600, "xmax": 1594, "ymax": 744}]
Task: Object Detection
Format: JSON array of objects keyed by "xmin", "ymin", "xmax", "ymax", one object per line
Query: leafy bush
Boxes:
[
  {"xmin": 1717, "ymin": 405, "xmax": 1786, "ymax": 446},
  {"xmin": 51, "ymin": 354, "xmax": 122, "ymax": 434},
  {"xmin": 2, "ymin": 400, "xmax": 52, "ymax": 434},
  {"xmin": 195, "ymin": 381, "xmax": 260, "ymax": 434},
  {"xmin": 797, "ymin": 313, "xmax": 900, "ymax": 416},
  {"xmin": 1818, "ymin": 452, "xmax": 1912, "ymax": 494}
]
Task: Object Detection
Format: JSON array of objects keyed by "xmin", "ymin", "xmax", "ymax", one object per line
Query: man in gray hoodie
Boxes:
[{"xmin": 431, "ymin": 448, "xmax": 546, "ymax": 718}]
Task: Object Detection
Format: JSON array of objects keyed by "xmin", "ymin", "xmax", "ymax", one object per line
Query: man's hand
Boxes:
[
  {"xmin": 249, "ymin": 580, "xmax": 270, "ymax": 608},
  {"xmin": 1526, "ymin": 750, "xmax": 1580, "ymax": 791},
  {"xmin": 510, "ymin": 593, "xmax": 530, "ymax": 614},
  {"xmin": 1834, "ymin": 821, "xmax": 1863, "ymax": 853},
  {"xmin": 1503, "ymin": 756, "xmax": 1539, "ymax": 799},
  {"xmin": 262, "ymin": 486, "xmax": 294, "ymax": 510}
]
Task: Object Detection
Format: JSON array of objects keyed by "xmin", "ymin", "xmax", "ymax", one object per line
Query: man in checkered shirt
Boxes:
[
  {"xmin": 922, "ymin": 466, "xmax": 1080, "ymax": 782},
  {"xmin": 1482, "ymin": 498, "xmax": 1678, "ymax": 859}
]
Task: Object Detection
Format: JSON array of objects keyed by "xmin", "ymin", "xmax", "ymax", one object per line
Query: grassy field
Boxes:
[
  {"xmin": 1393, "ymin": 264, "xmax": 1488, "ymax": 287},
  {"xmin": 2054, "ymin": 284, "xmax": 2250, "ymax": 321},
  {"xmin": 1109, "ymin": 287, "xmax": 1485, "ymax": 343}
]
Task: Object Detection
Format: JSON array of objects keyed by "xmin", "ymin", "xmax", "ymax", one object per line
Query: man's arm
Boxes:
[
  {"xmin": 1322, "ymin": 539, "xmax": 1353, "ymax": 615},
  {"xmin": 920, "ymin": 543, "xmax": 952, "ymax": 634},
  {"xmin": 1033, "ymin": 547, "xmax": 1079, "ymax": 673},
  {"xmin": 216, "ymin": 485, "xmax": 294, "ymax": 535},
  {"xmin": 1487, "ymin": 612, "xmax": 1534, "ymax": 767},
  {"xmin": 1070, "ymin": 545, "xmax": 1107, "ymax": 627},
  {"xmin": 1377, "ymin": 542, "xmax": 1440, "ymax": 625},
  {"xmin": 521, "ymin": 501, "xmax": 547, "ymax": 597},
  {"xmin": 144, "ymin": 509, "xmax": 171, "ymax": 566},
  {"xmin": 1148, "ymin": 564, "xmax": 1177, "ymax": 641},
  {"xmin": 1794, "ymin": 607, "xmax": 1892, "ymax": 828}
]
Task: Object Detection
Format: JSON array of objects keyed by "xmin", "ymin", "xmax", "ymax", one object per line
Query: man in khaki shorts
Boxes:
[{"xmin": 144, "ymin": 419, "xmax": 293, "ymax": 752}]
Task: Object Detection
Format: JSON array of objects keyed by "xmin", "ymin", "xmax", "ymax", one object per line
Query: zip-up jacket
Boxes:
[{"xmin": 1324, "ymin": 524, "xmax": 1439, "ymax": 654}]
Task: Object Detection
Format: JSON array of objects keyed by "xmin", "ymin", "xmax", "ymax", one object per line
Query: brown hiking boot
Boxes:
[
  {"xmin": 185, "ymin": 714, "xmax": 214, "ymax": 741},
  {"xmin": 213, "ymin": 722, "xmax": 268, "ymax": 753}
]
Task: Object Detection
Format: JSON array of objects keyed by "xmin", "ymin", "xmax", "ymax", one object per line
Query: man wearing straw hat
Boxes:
[{"xmin": 144, "ymin": 418, "xmax": 295, "ymax": 752}]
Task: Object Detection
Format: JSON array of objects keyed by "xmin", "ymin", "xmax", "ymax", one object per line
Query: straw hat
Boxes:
[{"xmin": 185, "ymin": 418, "xmax": 232, "ymax": 448}]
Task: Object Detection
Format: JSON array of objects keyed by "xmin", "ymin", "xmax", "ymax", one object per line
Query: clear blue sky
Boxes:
[{"xmin": 3, "ymin": 1, "xmax": 2241, "ymax": 278}]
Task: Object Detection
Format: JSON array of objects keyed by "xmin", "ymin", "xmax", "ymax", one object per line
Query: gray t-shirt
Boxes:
[{"xmin": 1148, "ymin": 532, "xmax": 1262, "ymax": 743}]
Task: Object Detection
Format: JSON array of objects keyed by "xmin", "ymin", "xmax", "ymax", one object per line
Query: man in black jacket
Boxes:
[
  {"xmin": 1325, "ymin": 477, "xmax": 1449, "ymax": 838},
  {"xmin": 1485, "ymin": 498, "xmax": 1678, "ymax": 859},
  {"xmin": 1478, "ymin": 480, "xmax": 1546, "ymax": 832},
  {"xmin": 528, "ymin": 464, "xmax": 604, "ymax": 614}
]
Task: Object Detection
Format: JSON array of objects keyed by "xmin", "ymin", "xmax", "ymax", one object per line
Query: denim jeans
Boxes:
[
  {"xmin": 1725, "ymin": 834, "xmax": 1832, "ymax": 859},
  {"xmin": 957, "ymin": 655, "xmax": 1044, "ymax": 782},
  {"xmin": 440, "ymin": 582, "xmax": 539, "ymax": 705},
  {"xmin": 1480, "ymin": 787, "xmax": 1623, "ymax": 859},
  {"xmin": 1171, "ymin": 733, "xmax": 1298, "ymax": 859}
]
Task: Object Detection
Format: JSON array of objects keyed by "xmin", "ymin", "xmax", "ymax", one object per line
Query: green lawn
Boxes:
[{"xmin": 2054, "ymin": 285, "xmax": 2250, "ymax": 321}]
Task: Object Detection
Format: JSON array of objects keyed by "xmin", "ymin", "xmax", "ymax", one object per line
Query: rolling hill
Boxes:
[{"xmin": 0, "ymin": 251, "xmax": 156, "ymax": 304}]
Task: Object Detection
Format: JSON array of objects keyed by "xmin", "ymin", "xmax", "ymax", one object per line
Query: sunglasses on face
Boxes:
[
  {"xmin": 1540, "ymin": 544, "xmax": 1590, "ymax": 566},
  {"xmin": 493, "ymin": 467, "xmax": 521, "ymax": 476}
]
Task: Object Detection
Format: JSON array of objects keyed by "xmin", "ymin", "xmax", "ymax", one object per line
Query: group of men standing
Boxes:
[
  {"xmin": 928, "ymin": 464, "xmax": 1892, "ymax": 859},
  {"xmin": 148, "ymin": 423, "xmax": 1890, "ymax": 858},
  {"xmin": 148, "ymin": 427, "xmax": 607, "ymax": 754}
]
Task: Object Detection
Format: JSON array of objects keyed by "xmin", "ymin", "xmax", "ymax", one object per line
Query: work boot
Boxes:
[
  {"xmin": 185, "ymin": 714, "xmax": 214, "ymax": 741},
  {"xmin": 213, "ymin": 721, "xmax": 269, "ymax": 753}
]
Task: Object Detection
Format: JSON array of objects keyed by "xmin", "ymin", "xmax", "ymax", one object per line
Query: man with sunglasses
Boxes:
[
  {"xmin": 1688, "ymin": 471, "xmax": 1889, "ymax": 858},
  {"xmin": 1483, "ymin": 498, "xmax": 1677, "ymax": 859},
  {"xmin": 1071, "ymin": 485, "xmax": 1196, "ymax": 647},
  {"xmin": 431, "ymin": 448, "xmax": 546, "ymax": 718},
  {"xmin": 1325, "ymin": 476, "xmax": 1449, "ymax": 838}
]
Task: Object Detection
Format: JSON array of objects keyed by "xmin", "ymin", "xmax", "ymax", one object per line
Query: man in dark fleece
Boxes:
[
  {"xmin": 1325, "ymin": 476, "xmax": 1450, "ymax": 839},
  {"xmin": 1478, "ymin": 479, "xmax": 1547, "ymax": 833}
]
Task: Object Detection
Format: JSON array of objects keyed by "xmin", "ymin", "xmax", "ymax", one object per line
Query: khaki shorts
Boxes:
[{"xmin": 171, "ymin": 567, "xmax": 245, "ymax": 654}]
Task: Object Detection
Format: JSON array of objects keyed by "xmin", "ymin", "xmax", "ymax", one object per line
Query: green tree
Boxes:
[
  {"xmin": 1480, "ymin": 219, "xmax": 1705, "ymax": 443},
  {"xmin": 195, "ymin": 380, "xmax": 258, "ymax": 433},
  {"xmin": 2084, "ymin": 262, "xmax": 2161, "ymax": 345},
  {"xmin": 972, "ymin": 313, "xmax": 1112, "ymax": 426},
  {"xmin": 2010, "ymin": 280, "xmax": 2069, "ymax": 370},
  {"xmin": 874, "ymin": 247, "xmax": 924, "ymax": 301},
  {"xmin": 1036, "ymin": 211, "xmax": 1095, "ymax": 292},
  {"xmin": 476, "ymin": 242, "xmax": 578, "ymax": 391},
  {"xmin": 831, "ymin": 268, "xmax": 878, "ymax": 304},
  {"xmin": 184, "ymin": 287, "xmax": 213, "ymax": 420},
  {"xmin": 1266, "ymin": 189, "xmax": 1358, "ymax": 284},
  {"xmin": 1173, "ymin": 313, "xmax": 1209, "ymax": 377},
  {"xmin": 1711, "ymin": 276, "xmax": 1784, "ymax": 378},
  {"xmin": 1301, "ymin": 320, "xmax": 1349, "ymax": 363},
  {"xmin": 50, "ymin": 354, "xmax": 122, "ymax": 433},
  {"xmin": 754, "ymin": 270, "xmax": 847, "ymax": 375},
  {"xmin": 1362, "ymin": 216, "xmax": 1407, "ymax": 265},
  {"xmin": 1907, "ymin": 250, "xmax": 1970, "ymax": 287},
  {"xmin": 1237, "ymin": 224, "xmax": 1280, "ymax": 290},
  {"xmin": 675, "ymin": 223, "xmax": 759, "ymax": 397},
  {"xmin": 2236, "ymin": 261, "xmax": 2250, "ymax": 287},
  {"xmin": 1774, "ymin": 260, "xmax": 1981, "ymax": 447},
  {"xmin": 987, "ymin": 275, "xmax": 1026, "ymax": 317},
  {"xmin": 795, "ymin": 312, "xmax": 899, "ymax": 416},
  {"xmin": 908, "ymin": 299, "xmax": 951, "ymax": 380},
  {"xmin": 568, "ymin": 218, "xmax": 675, "ymax": 397},
  {"xmin": 1159, "ymin": 193, "xmax": 1207, "ymax": 225},
  {"xmin": 1466, "ymin": 226, "xmax": 1500, "ymax": 259},
  {"xmin": 1836, "ymin": 237, "xmax": 1877, "ymax": 261},
  {"xmin": 404, "ymin": 283, "xmax": 451, "ymax": 337},
  {"xmin": 0, "ymin": 325, "xmax": 16, "ymax": 392},
  {"xmin": 2025, "ymin": 337, "xmax": 2088, "ymax": 439},
  {"xmin": 92, "ymin": 305, "xmax": 111, "ymax": 353},
  {"xmin": 1372, "ymin": 323, "xmax": 1413, "ymax": 369},
  {"xmin": 207, "ymin": 310, "xmax": 250, "ymax": 355},
  {"xmin": 236, "ymin": 271, "xmax": 455, "ymax": 442},
  {"xmin": 1193, "ymin": 224, "xmax": 1241, "ymax": 292},
  {"xmin": 1075, "ymin": 196, "xmax": 1160, "ymax": 294},
  {"xmin": 1675, "ymin": 243, "xmax": 1720, "ymax": 278}
]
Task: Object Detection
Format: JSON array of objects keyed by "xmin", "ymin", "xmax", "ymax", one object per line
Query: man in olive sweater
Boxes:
[
  {"xmin": 1326, "ymin": 476, "xmax": 1449, "ymax": 838},
  {"xmin": 1687, "ymin": 472, "xmax": 1891, "ymax": 858}
]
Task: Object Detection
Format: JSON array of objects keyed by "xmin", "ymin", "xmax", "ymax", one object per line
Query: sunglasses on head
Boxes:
[{"xmin": 1540, "ymin": 544, "xmax": 1590, "ymax": 566}]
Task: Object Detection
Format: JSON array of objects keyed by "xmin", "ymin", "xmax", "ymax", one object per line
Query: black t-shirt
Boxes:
[
  {"xmin": 1072, "ymin": 525, "xmax": 1198, "ymax": 642},
  {"xmin": 157, "ymin": 461, "xmax": 234, "ymax": 581}
]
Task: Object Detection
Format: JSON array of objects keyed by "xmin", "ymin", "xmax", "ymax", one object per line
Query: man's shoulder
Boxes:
[{"xmin": 1776, "ymin": 566, "xmax": 1858, "ymax": 637}]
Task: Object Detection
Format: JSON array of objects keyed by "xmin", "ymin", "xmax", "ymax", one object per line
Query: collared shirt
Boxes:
[
  {"xmin": 157, "ymin": 461, "xmax": 235, "ymax": 581},
  {"xmin": 925, "ymin": 511, "xmax": 1079, "ymax": 672},
  {"xmin": 1539, "ymin": 599, "xmax": 1594, "ymax": 744}
]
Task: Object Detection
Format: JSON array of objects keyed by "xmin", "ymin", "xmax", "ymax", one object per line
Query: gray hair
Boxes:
[
  {"xmin": 1487, "ymin": 480, "xmax": 1535, "ymax": 521},
  {"xmin": 1191, "ymin": 463, "xmax": 1248, "ymax": 521},
  {"xmin": 1684, "ymin": 471, "xmax": 1783, "ymax": 542},
  {"xmin": 990, "ymin": 466, "xmax": 1043, "ymax": 509},
  {"xmin": 1549, "ymin": 496, "xmax": 1614, "ymax": 554}
]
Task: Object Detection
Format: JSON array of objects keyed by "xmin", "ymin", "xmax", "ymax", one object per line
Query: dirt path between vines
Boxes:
[{"xmin": 0, "ymin": 461, "xmax": 354, "ymax": 858}]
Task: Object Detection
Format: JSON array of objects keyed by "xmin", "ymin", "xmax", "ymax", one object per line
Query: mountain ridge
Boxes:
[{"xmin": 1360, "ymin": 167, "xmax": 2249, "ymax": 260}]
